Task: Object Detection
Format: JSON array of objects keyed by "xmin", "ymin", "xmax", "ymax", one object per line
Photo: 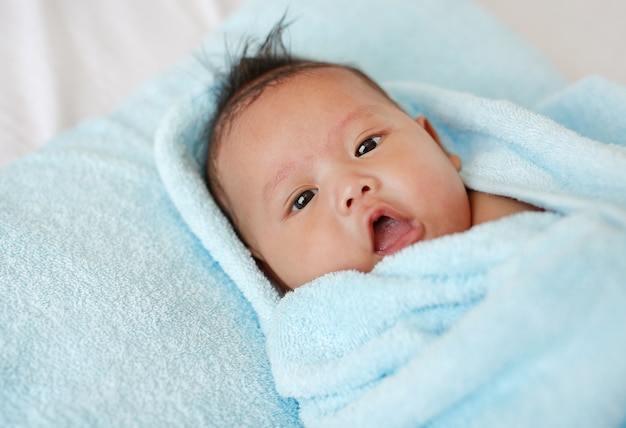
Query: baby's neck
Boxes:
[{"xmin": 468, "ymin": 190, "xmax": 542, "ymax": 226}]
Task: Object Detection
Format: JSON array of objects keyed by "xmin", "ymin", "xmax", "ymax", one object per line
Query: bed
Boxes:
[{"xmin": 1, "ymin": 0, "xmax": 625, "ymax": 426}]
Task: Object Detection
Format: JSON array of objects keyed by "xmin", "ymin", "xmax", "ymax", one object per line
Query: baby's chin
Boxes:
[{"xmin": 283, "ymin": 257, "xmax": 382, "ymax": 291}]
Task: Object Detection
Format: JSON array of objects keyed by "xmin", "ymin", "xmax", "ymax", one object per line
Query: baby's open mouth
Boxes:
[{"xmin": 372, "ymin": 215, "xmax": 423, "ymax": 255}]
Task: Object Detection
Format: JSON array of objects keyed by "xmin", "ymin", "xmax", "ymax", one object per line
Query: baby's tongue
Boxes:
[{"xmin": 373, "ymin": 216, "xmax": 412, "ymax": 253}]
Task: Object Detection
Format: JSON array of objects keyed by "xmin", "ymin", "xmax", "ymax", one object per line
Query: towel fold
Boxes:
[
  {"xmin": 389, "ymin": 78, "xmax": 626, "ymax": 214},
  {"xmin": 265, "ymin": 77, "xmax": 626, "ymax": 427}
]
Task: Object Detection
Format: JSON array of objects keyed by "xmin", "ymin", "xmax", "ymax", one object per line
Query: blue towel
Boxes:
[
  {"xmin": 157, "ymin": 73, "xmax": 626, "ymax": 427},
  {"xmin": 1, "ymin": 0, "xmax": 570, "ymax": 425}
]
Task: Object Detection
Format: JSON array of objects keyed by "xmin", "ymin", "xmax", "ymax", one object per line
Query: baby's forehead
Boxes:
[
  {"xmin": 233, "ymin": 71, "xmax": 385, "ymax": 136},
  {"xmin": 233, "ymin": 66, "xmax": 388, "ymax": 117},
  {"xmin": 219, "ymin": 68, "xmax": 404, "ymax": 156}
]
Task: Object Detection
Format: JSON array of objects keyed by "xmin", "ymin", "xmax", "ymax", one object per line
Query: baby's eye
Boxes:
[
  {"xmin": 355, "ymin": 136, "xmax": 381, "ymax": 157},
  {"xmin": 292, "ymin": 189, "xmax": 317, "ymax": 212}
]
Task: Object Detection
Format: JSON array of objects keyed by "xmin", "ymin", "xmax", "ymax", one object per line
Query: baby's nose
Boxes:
[
  {"xmin": 345, "ymin": 184, "xmax": 371, "ymax": 208},
  {"xmin": 336, "ymin": 172, "xmax": 376, "ymax": 213}
]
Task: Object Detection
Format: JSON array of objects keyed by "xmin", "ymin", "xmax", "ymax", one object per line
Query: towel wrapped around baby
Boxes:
[{"xmin": 156, "ymin": 76, "xmax": 626, "ymax": 427}]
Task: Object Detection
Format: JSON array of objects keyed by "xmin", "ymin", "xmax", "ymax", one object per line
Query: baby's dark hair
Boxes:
[{"xmin": 204, "ymin": 17, "xmax": 394, "ymax": 226}]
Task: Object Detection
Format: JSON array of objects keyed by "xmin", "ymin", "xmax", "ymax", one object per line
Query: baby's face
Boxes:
[{"xmin": 216, "ymin": 67, "xmax": 471, "ymax": 289}]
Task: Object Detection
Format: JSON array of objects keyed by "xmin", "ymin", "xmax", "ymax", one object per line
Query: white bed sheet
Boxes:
[{"xmin": 0, "ymin": 0, "xmax": 625, "ymax": 169}]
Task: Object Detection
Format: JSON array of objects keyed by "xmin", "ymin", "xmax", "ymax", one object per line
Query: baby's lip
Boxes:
[{"xmin": 368, "ymin": 208, "xmax": 425, "ymax": 256}]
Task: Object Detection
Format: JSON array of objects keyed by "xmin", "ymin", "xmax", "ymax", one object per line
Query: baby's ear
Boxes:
[
  {"xmin": 414, "ymin": 115, "xmax": 442, "ymax": 145},
  {"xmin": 415, "ymin": 115, "xmax": 462, "ymax": 171}
]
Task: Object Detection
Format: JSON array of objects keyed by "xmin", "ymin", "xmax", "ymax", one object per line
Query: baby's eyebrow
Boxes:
[
  {"xmin": 325, "ymin": 104, "xmax": 382, "ymax": 145},
  {"xmin": 263, "ymin": 160, "xmax": 298, "ymax": 201}
]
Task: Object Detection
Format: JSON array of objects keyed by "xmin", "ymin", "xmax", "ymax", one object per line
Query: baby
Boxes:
[{"xmin": 205, "ymin": 22, "xmax": 540, "ymax": 292}]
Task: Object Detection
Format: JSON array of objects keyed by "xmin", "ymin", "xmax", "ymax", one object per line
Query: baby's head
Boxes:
[{"xmin": 206, "ymin": 22, "xmax": 471, "ymax": 291}]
